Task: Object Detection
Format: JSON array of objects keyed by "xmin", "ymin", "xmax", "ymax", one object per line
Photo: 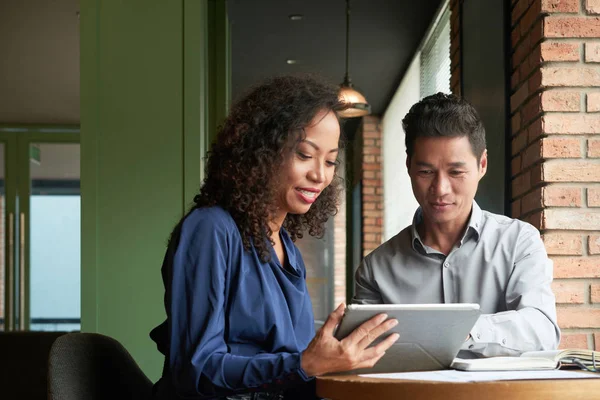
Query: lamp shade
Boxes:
[{"xmin": 338, "ymin": 84, "xmax": 371, "ymax": 118}]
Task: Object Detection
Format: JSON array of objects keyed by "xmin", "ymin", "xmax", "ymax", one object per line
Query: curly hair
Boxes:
[
  {"xmin": 192, "ymin": 74, "xmax": 345, "ymax": 262},
  {"xmin": 403, "ymin": 92, "xmax": 486, "ymax": 162}
]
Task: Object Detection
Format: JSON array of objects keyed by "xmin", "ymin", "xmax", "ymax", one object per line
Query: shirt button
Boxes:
[
  {"xmin": 502, "ymin": 338, "xmax": 507, "ymax": 345},
  {"xmin": 443, "ymin": 262, "xmax": 449, "ymax": 268},
  {"xmin": 477, "ymin": 333, "xmax": 481, "ymax": 339}
]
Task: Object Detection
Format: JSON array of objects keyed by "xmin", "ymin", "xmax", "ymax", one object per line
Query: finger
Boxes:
[
  {"xmin": 357, "ymin": 318, "xmax": 398, "ymax": 349},
  {"xmin": 355, "ymin": 350, "xmax": 388, "ymax": 370},
  {"xmin": 320, "ymin": 303, "xmax": 346, "ymax": 336},
  {"xmin": 371, "ymin": 332, "xmax": 400, "ymax": 354},
  {"xmin": 345, "ymin": 313, "xmax": 388, "ymax": 345},
  {"xmin": 356, "ymin": 332, "xmax": 399, "ymax": 365}
]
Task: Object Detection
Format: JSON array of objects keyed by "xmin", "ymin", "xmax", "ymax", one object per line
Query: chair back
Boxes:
[
  {"xmin": 0, "ymin": 331, "xmax": 66, "ymax": 399},
  {"xmin": 47, "ymin": 332, "xmax": 152, "ymax": 400}
]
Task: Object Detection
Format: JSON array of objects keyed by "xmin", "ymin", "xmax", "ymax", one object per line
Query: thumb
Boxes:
[{"xmin": 321, "ymin": 303, "xmax": 346, "ymax": 336}]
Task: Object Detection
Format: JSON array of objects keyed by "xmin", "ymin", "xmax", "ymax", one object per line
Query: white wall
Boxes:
[{"xmin": 382, "ymin": 54, "xmax": 420, "ymax": 240}]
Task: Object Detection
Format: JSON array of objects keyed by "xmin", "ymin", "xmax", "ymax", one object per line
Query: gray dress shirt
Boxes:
[{"xmin": 353, "ymin": 201, "xmax": 560, "ymax": 357}]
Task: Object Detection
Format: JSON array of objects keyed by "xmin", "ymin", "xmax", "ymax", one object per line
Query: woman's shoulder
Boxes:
[{"xmin": 181, "ymin": 206, "xmax": 238, "ymax": 237}]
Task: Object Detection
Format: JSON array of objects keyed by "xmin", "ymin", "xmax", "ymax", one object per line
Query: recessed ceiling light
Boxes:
[
  {"xmin": 286, "ymin": 59, "xmax": 297, "ymax": 65},
  {"xmin": 289, "ymin": 14, "xmax": 303, "ymax": 21}
]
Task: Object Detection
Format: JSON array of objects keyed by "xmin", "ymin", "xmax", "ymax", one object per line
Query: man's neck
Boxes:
[{"xmin": 417, "ymin": 214, "xmax": 470, "ymax": 256}]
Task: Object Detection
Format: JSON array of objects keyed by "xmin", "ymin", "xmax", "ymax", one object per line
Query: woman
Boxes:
[{"xmin": 150, "ymin": 75, "xmax": 399, "ymax": 399}]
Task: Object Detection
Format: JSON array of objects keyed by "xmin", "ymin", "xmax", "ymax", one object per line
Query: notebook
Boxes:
[
  {"xmin": 451, "ymin": 349, "xmax": 600, "ymax": 371},
  {"xmin": 333, "ymin": 303, "xmax": 481, "ymax": 374}
]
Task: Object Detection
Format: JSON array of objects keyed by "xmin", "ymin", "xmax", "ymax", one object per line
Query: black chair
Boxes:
[
  {"xmin": 0, "ymin": 331, "xmax": 66, "ymax": 399},
  {"xmin": 47, "ymin": 332, "xmax": 152, "ymax": 400}
]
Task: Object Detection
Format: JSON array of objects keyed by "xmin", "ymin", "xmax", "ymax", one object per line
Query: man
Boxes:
[{"xmin": 353, "ymin": 93, "xmax": 560, "ymax": 357}]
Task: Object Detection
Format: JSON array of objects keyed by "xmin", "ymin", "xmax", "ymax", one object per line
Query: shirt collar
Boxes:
[{"xmin": 410, "ymin": 200, "xmax": 483, "ymax": 251}]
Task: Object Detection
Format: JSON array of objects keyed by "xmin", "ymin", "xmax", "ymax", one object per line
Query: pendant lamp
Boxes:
[{"xmin": 338, "ymin": 0, "xmax": 371, "ymax": 118}]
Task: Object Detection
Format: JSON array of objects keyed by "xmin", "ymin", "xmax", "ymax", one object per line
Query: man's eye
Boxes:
[
  {"xmin": 450, "ymin": 170, "xmax": 465, "ymax": 176},
  {"xmin": 419, "ymin": 170, "xmax": 433, "ymax": 175}
]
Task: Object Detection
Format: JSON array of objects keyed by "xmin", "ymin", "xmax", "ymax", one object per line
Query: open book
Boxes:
[{"xmin": 451, "ymin": 349, "xmax": 600, "ymax": 371}]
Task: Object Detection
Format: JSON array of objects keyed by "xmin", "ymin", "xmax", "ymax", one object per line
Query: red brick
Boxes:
[
  {"xmin": 585, "ymin": 42, "xmax": 600, "ymax": 62},
  {"xmin": 588, "ymin": 92, "xmax": 600, "ymax": 112},
  {"xmin": 557, "ymin": 308, "xmax": 600, "ymax": 328},
  {"xmin": 531, "ymin": 163, "xmax": 544, "ymax": 186},
  {"xmin": 528, "ymin": 68, "xmax": 543, "ymax": 93},
  {"xmin": 587, "ymin": 0, "xmax": 600, "ymax": 14},
  {"xmin": 522, "ymin": 140, "xmax": 542, "ymax": 168},
  {"xmin": 513, "ymin": 37, "xmax": 532, "ymax": 70},
  {"xmin": 522, "ymin": 187, "xmax": 543, "ymax": 214},
  {"xmin": 559, "ymin": 334, "xmax": 589, "ymax": 350},
  {"xmin": 541, "ymin": 137, "xmax": 582, "ymax": 158},
  {"xmin": 592, "ymin": 284, "xmax": 600, "ymax": 303},
  {"xmin": 590, "ymin": 235, "xmax": 600, "ymax": 254},
  {"xmin": 552, "ymin": 281, "xmax": 585, "ymax": 304},
  {"xmin": 553, "ymin": 256, "xmax": 600, "ymax": 277},
  {"xmin": 526, "ymin": 211, "xmax": 543, "ymax": 229},
  {"xmin": 589, "ymin": 188, "xmax": 600, "ymax": 206},
  {"xmin": 541, "ymin": 0, "xmax": 579, "ymax": 13},
  {"xmin": 512, "ymin": 113, "xmax": 522, "ymax": 134},
  {"xmin": 513, "ymin": 0, "xmax": 529, "ymax": 25},
  {"xmin": 542, "ymin": 160, "xmax": 600, "ymax": 182},
  {"xmin": 541, "ymin": 66, "xmax": 600, "ymax": 87},
  {"xmin": 543, "ymin": 114, "xmax": 600, "ymax": 134},
  {"xmin": 544, "ymin": 16, "xmax": 600, "ymax": 37},
  {"xmin": 512, "ymin": 155, "xmax": 522, "ymax": 176},
  {"xmin": 512, "ymin": 171, "xmax": 532, "ymax": 197},
  {"xmin": 511, "ymin": 84, "xmax": 529, "ymax": 112},
  {"xmin": 511, "ymin": 70, "xmax": 521, "ymax": 90},
  {"xmin": 543, "ymin": 208, "xmax": 600, "ymax": 230},
  {"xmin": 589, "ymin": 139, "xmax": 600, "ymax": 157},
  {"xmin": 542, "ymin": 233, "xmax": 583, "ymax": 255},
  {"xmin": 543, "ymin": 186, "xmax": 582, "ymax": 207},
  {"xmin": 520, "ymin": 0, "xmax": 543, "ymax": 37},
  {"xmin": 540, "ymin": 41, "xmax": 580, "ymax": 61},
  {"xmin": 528, "ymin": 117, "xmax": 544, "ymax": 142},
  {"xmin": 512, "ymin": 131, "xmax": 529, "ymax": 155},
  {"xmin": 512, "ymin": 199, "xmax": 522, "ymax": 218},
  {"xmin": 541, "ymin": 90, "xmax": 580, "ymax": 112},
  {"xmin": 596, "ymin": 333, "xmax": 600, "ymax": 350}
]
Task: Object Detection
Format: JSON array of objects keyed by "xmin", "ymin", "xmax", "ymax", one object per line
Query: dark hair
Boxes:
[
  {"xmin": 190, "ymin": 74, "xmax": 345, "ymax": 262},
  {"xmin": 402, "ymin": 92, "xmax": 486, "ymax": 162}
]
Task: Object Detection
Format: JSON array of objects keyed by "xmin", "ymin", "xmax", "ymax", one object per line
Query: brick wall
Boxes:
[
  {"xmin": 509, "ymin": 0, "xmax": 600, "ymax": 350},
  {"xmin": 361, "ymin": 116, "xmax": 384, "ymax": 258}
]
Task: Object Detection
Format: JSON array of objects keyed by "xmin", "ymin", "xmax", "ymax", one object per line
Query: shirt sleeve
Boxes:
[
  {"xmin": 167, "ymin": 212, "xmax": 311, "ymax": 398},
  {"xmin": 461, "ymin": 224, "xmax": 561, "ymax": 357},
  {"xmin": 352, "ymin": 257, "xmax": 384, "ymax": 304}
]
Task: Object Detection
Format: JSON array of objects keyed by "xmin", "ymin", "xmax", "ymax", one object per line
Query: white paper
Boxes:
[{"xmin": 358, "ymin": 369, "xmax": 600, "ymax": 382}]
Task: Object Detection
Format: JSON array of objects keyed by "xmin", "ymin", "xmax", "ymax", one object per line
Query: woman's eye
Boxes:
[
  {"xmin": 297, "ymin": 152, "xmax": 311, "ymax": 160},
  {"xmin": 326, "ymin": 160, "xmax": 339, "ymax": 167}
]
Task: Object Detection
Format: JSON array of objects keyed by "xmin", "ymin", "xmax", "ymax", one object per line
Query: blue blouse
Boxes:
[{"xmin": 150, "ymin": 207, "xmax": 315, "ymax": 399}]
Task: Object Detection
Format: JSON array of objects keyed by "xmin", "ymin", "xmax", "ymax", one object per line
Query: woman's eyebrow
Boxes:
[{"xmin": 301, "ymin": 139, "xmax": 339, "ymax": 153}]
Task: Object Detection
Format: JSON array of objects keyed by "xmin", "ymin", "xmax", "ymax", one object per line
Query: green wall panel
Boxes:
[{"xmin": 80, "ymin": 0, "xmax": 226, "ymax": 381}]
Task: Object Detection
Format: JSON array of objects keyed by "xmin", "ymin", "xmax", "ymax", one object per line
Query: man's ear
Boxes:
[{"xmin": 479, "ymin": 149, "xmax": 488, "ymax": 179}]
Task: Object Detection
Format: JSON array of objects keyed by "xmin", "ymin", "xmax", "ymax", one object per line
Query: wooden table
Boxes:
[{"xmin": 316, "ymin": 373, "xmax": 600, "ymax": 400}]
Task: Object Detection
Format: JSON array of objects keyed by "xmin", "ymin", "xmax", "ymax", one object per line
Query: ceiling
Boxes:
[
  {"xmin": 0, "ymin": 0, "xmax": 442, "ymax": 125},
  {"xmin": 228, "ymin": 0, "xmax": 443, "ymax": 115}
]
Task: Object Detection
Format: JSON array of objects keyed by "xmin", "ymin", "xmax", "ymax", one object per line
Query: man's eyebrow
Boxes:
[
  {"xmin": 301, "ymin": 139, "xmax": 339, "ymax": 153},
  {"xmin": 414, "ymin": 161, "xmax": 467, "ymax": 168}
]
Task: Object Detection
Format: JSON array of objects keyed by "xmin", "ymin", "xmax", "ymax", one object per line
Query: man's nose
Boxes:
[{"xmin": 430, "ymin": 173, "xmax": 450, "ymax": 195}]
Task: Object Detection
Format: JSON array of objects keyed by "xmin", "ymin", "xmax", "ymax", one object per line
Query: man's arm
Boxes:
[
  {"xmin": 462, "ymin": 224, "xmax": 560, "ymax": 357},
  {"xmin": 352, "ymin": 257, "xmax": 384, "ymax": 304}
]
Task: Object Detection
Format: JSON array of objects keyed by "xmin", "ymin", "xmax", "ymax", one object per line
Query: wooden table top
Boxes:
[{"xmin": 316, "ymin": 373, "xmax": 600, "ymax": 400}]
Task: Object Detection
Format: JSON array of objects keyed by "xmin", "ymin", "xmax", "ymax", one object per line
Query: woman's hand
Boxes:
[{"xmin": 300, "ymin": 303, "xmax": 400, "ymax": 377}]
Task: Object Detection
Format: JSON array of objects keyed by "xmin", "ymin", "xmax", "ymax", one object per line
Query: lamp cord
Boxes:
[{"xmin": 344, "ymin": 0, "xmax": 351, "ymax": 86}]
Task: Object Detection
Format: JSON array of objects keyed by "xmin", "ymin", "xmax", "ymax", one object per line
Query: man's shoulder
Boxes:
[
  {"xmin": 364, "ymin": 226, "xmax": 413, "ymax": 263},
  {"xmin": 479, "ymin": 209, "xmax": 540, "ymax": 240}
]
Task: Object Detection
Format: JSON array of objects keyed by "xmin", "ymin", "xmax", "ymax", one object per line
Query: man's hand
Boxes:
[{"xmin": 301, "ymin": 303, "xmax": 400, "ymax": 377}]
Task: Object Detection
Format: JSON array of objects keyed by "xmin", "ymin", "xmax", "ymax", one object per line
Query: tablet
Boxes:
[{"xmin": 333, "ymin": 303, "xmax": 481, "ymax": 374}]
